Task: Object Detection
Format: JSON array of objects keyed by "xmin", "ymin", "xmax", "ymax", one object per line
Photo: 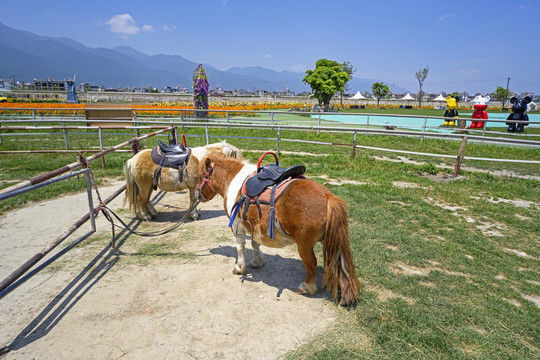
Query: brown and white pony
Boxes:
[
  {"xmin": 123, "ymin": 141, "xmax": 242, "ymax": 220},
  {"xmin": 196, "ymin": 154, "xmax": 361, "ymax": 306}
]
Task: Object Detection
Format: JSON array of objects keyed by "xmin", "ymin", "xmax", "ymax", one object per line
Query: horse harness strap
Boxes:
[
  {"xmin": 229, "ymin": 164, "xmax": 306, "ymax": 239},
  {"xmin": 151, "ymin": 140, "xmax": 191, "ymax": 190}
]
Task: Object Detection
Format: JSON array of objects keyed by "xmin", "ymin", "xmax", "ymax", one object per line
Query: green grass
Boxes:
[
  {"xmin": 0, "ymin": 123, "xmax": 538, "ymax": 214},
  {"xmin": 283, "ymin": 153, "xmax": 539, "ymax": 359},
  {"xmin": 0, "ymin": 116, "xmax": 539, "ymax": 359}
]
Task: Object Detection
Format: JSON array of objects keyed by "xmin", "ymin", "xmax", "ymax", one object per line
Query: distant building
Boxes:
[
  {"xmin": 33, "ymin": 78, "xmax": 68, "ymax": 91},
  {"xmin": 0, "ymin": 79, "xmax": 15, "ymax": 90}
]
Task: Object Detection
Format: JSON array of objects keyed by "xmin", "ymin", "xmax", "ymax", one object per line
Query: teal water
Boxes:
[
  {"xmin": 314, "ymin": 113, "xmax": 540, "ymax": 133},
  {"xmin": 315, "ymin": 114, "xmax": 454, "ymax": 133}
]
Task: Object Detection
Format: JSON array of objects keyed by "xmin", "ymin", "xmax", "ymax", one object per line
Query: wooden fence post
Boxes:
[
  {"xmin": 98, "ymin": 128, "xmax": 105, "ymax": 168},
  {"xmin": 62, "ymin": 121, "xmax": 69, "ymax": 150},
  {"xmin": 180, "ymin": 110, "xmax": 184, "ymax": 132},
  {"xmin": 366, "ymin": 114, "xmax": 370, "ymax": 136},
  {"xmin": 276, "ymin": 126, "xmax": 281, "ymax": 155},
  {"xmin": 352, "ymin": 130, "xmax": 358, "ymax": 160},
  {"xmin": 421, "ymin": 117, "xmax": 428, "ymax": 142},
  {"xmin": 453, "ymin": 136, "xmax": 468, "ymax": 177}
]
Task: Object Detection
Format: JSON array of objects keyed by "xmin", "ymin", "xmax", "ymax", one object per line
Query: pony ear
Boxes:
[
  {"xmin": 525, "ymin": 96, "xmax": 532, "ymax": 103},
  {"xmin": 484, "ymin": 95, "xmax": 490, "ymax": 102},
  {"xmin": 510, "ymin": 97, "xmax": 517, "ymax": 104},
  {"xmin": 205, "ymin": 157, "xmax": 213, "ymax": 168}
]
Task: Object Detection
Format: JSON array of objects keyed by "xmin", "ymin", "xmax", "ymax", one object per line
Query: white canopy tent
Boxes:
[
  {"xmin": 433, "ymin": 94, "xmax": 446, "ymax": 101},
  {"xmin": 400, "ymin": 93, "xmax": 415, "ymax": 100},
  {"xmin": 349, "ymin": 91, "xmax": 366, "ymax": 100},
  {"xmin": 398, "ymin": 92, "xmax": 415, "ymax": 109},
  {"xmin": 349, "ymin": 91, "xmax": 367, "ymax": 108},
  {"xmin": 433, "ymin": 94, "xmax": 446, "ymax": 109}
]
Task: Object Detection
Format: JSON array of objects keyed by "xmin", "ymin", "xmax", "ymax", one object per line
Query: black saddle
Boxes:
[
  {"xmin": 159, "ymin": 140, "xmax": 188, "ymax": 154},
  {"xmin": 229, "ymin": 152, "xmax": 307, "ymax": 239},
  {"xmin": 245, "ymin": 164, "xmax": 306, "ymax": 197},
  {"xmin": 151, "ymin": 140, "xmax": 191, "ymax": 167},
  {"xmin": 151, "ymin": 140, "xmax": 191, "ymax": 190}
]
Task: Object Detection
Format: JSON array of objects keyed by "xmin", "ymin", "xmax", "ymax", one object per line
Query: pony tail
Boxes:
[
  {"xmin": 322, "ymin": 195, "xmax": 361, "ymax": 306},
  {"xmin": 123, "ymin": 159, "xmax": 140, "ymax": 213}
]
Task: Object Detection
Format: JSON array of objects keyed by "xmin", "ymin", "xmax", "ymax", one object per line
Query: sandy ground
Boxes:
[{"xmin": 0, "ymin": 182, "xmax": 336, "ymax": 359}]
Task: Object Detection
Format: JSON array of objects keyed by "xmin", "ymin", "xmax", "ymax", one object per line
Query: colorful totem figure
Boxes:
[
  {"xmin": 443, "ymin": 96, "xmax": 459, "ymax": 126},
  {"xmin": 506, "ymin": 96, "xmax": 532, "ymax": 132},
  {"xmin": 470, "ymin": 95, "xmax": 490, "ymax": 129}
]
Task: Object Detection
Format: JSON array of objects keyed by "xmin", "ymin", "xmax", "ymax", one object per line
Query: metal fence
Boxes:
[
  {"xmin": 0, "ymin": 127, "xmax": 173, "ymax": 300},
  {"xmin": 1, "ymin": 107, "xmax": 539, "ymax": 162},
  {"xmin": 0, "ymin": 104, "xmax": 539, "ymax": 299}
]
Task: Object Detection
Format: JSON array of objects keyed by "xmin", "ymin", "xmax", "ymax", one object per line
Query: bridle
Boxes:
[{"xmin": 195, "ymin": 162, "xmax": 215, "ymax": 202}]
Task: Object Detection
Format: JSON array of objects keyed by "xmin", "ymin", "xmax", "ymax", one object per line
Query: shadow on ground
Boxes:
[
  {"xmin": 210, "ymin": 245, "xmax": 328, "ymax": 300},
  {"xmin": 1, "ymin": 218, "xmax": 140, "ymax": 355}
]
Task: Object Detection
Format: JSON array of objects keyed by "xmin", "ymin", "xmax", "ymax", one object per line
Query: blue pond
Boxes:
[{"xmin": 313, "ymin": 113, "xmax": 540, "ymax": 133}]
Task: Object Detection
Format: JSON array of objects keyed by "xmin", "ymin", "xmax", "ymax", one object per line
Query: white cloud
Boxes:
[
  {"xmin": 142, "ymin": 25, "xmax": 154, "ymax": 32},
  {"xmin": 438, "ymin": 13, "xmax": 454, "ymax": 21},
  {"xmin": 162, "ymin": 24, "xmax": 177, "ymax": 31},
  {"xmin": 264, "ymin": 54, "xmax": 272, "ymax": 58},
  {"xmin": 106, "ymin": 14, "xmax": 140, "ymax": 35},
  {"xmin": 519, "ymin": 4, "xmax": 531, "ymax": 9}
]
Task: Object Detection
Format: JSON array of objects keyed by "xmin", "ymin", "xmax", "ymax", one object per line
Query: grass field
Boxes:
[{"xmin": 0, "ymin": 112, "xmax": 539, "ymax": 359}]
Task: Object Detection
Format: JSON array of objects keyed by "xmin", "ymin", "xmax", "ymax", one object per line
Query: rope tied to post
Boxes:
[
  {"xmin": 77, "ymin": 154, "xmax": 199, "ymax": 239},
  {"xmin": 77, "ymin": 154, "xmax": 117, "ymax": 247}
]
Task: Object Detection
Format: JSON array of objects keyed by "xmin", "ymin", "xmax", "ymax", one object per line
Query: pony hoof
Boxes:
[
  {"xmin": 233, "ymin": 266, "xmax": 245, "ymax": 275},
  {"xmin": 137, "ymin": 214, "xmax": 152, "ymax": 221},
  {"xmin": 190, "ymin": 210, "xmax": 200, "ymax": 221},
  {"xmin": 249, "ymin": 259, "xmax": 264, "ymax": 268},
  {"xmin": 296, "ymin": 282, "xmax": 318, "ymax": 296}
]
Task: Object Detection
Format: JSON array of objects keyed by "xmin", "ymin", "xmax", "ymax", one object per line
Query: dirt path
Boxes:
[{"xmin": 0, "ymin": 182, "xmax": 336, "ymax": 359}]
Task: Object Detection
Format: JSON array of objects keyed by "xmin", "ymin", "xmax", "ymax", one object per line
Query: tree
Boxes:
[
  {"xmin": 193, "ymin": 64, "xmax": 209, "ymax": 118},
  {"xmin": 303, "ymin": 59, "xmax": 350, "ymax": 112},
  {"xmin": 339, "ymin": 61, "xmax": 356, "ymax": 107},
  {"xmin": 493, "ymin": 86, "xmax": 511, "ymax": 110},
  {"xmin": 371, "ymin": 82, "xmax": 390, "ymax": 108},
  {"xmin": 415, "ymin": 65, "xmax": 430, "ymax": 108},
  {"xmin": 448, "ymin": 91, "xmax": 460, "ymax": 99}
]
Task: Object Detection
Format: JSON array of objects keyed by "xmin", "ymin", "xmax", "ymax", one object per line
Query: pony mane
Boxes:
[
  {"xmin": 215, "ymin": 140, "xmax": 243, "ymax": 159},
  {"xmin": 199, "ymin": 152, "xmax": 250, "ymax": 177},
  {"xmin": 191, "ymin": 141, "xmax": 243, "ymax": 160}
]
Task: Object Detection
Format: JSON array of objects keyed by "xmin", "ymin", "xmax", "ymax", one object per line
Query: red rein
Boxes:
[{"xmin": 195, "ymin": 162, "xmax": 215, "ymax": 202}]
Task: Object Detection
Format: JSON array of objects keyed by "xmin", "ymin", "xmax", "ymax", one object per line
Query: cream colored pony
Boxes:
[{"xmin": 123, "ymin": 141, "xmax": 242, "ymax": 220}]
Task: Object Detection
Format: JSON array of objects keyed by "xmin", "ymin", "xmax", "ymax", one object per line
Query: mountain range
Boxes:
[{"xmin": 0, "ymin": 22, "xmax": 408, "ymax": 94}]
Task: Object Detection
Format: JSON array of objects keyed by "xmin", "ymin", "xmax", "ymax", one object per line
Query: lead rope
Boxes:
[
  {"xmin": 78, "ymin": 155, "xmax": 199, "ymax": 240},
  {"xmin": 78, "ymin": 154, "xmax": 117, "ymax": 247}
]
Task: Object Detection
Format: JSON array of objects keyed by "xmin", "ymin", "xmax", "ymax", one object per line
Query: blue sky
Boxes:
[{"xmin": 1, "ymin": 0, "xmax": 539, "ymax": 93}]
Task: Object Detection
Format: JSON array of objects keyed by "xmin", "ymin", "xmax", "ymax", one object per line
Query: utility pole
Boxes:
[{"xmin": 506, "ymin": 77, "xmax": 510, "ymax": 92}]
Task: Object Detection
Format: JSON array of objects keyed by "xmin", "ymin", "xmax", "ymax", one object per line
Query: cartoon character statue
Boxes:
[
  {"xmin": 506, "ymin": 96, "xmax": 532, "ymax": 132},
  {"xmin": 470, "ymin": 95, "xmax": 490, "ymax": 129},
  {"xmin": 443, "ymin": 96, "xmax": 459, "ymax": 126}
]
